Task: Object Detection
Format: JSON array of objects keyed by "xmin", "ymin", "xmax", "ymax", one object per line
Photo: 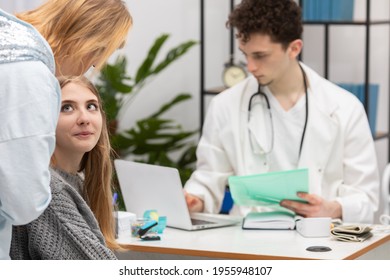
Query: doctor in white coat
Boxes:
[{"xmin": 184, "ymin": 0, "xmax": 379, "ymax": 224}]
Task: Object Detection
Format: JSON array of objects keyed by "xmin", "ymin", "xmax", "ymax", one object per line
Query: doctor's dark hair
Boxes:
[
  {"xmin": 55, "ymin": 76, "xmax": 121, "ymax": 251},
  {"xmin": 227, "ymin": 0, "xmax": 302, "ymax": 49}
]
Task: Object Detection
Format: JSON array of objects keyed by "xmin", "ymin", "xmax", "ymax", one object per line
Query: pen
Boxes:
[
  {"xmin": 138, "ymin": 220, "xmax": 158, "ymax": 237},
  {"xmin": 112, "ymin": 192, "xmax": 118, "ymax": 206},
  {"xmin": 112, "ymin": 192, "xmax": 119, "ymax": 238}
]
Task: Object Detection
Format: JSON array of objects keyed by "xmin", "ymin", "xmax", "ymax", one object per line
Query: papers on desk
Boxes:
[
  {"xmin": 331, "ymin": 225, "xmax": 373, "ymax": 242},
  {"xmin": 228, "ymin": 168, "xmax": 309, "ymax": 207}
]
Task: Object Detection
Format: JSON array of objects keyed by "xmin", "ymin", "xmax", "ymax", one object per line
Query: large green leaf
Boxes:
[
  {"xmin": 152, "ymin": 40, "xmax": 197, "ymax": 75},
  {"xmin": 135, "ymin": 35, "xmax": 197, "ymax": 86},
  {"xmin": 100, "ymin": 57, "xmax": 133, "ymax": 94},
  {"xmin": 135, "ymin": 34, "xmax": 169, "ymax": 84},
  {"xmin": 119, "ymin": 116, "xmax": 196, "ymax": 157},
  {"xmin": 96, "ymin": 34, "xmax": 199, "ymax": 185},
  {"xmin": 150, "ymin": 93, "xmax": 192, "ymax": 118},
  {"xmin": 98, "ymin": 87, "xmax": 119, "ymax": 121}
]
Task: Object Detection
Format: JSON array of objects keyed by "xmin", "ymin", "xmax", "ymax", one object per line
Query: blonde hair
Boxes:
[
  {"xmin": 56, "ymin": 76, "xmax": 120, "ymax": 251},
  {"xmin": 17, "ymin": 0, "xmax": 132, "ymax": 74}
]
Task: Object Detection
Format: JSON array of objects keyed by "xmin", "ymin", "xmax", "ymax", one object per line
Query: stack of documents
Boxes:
[{"xmin": 331, "ymin": 225, "xmax": 373, "ymax": 242}]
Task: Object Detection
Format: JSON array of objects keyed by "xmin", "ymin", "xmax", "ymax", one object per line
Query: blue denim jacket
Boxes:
[{"xmin": 0, "ymin": 9, "xmax": 60, "ymax": 260}]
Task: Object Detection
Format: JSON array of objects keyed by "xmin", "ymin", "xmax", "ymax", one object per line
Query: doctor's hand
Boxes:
[
  {"xmin": 184, "ymin": 191, "xmax": 204, "ymax": 213},
  {"xmin": 280, "ymin": 192, "xmax": 342, "ymax": 219}
]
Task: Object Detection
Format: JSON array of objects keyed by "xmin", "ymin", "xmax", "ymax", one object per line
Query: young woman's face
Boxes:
[{"xmin": 55, "ymin": 82, "xmax": 103, "ymax": 158}]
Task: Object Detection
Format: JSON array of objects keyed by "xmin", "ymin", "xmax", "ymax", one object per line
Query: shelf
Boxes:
[
  {"xmin": 303, "ymin": 20, "xmax": 390, "ymax": 25},
  {"xmin": 203, "ymin": 87, "xmax": 227, "ymax": 95},
  {"xmin": 374, "ymin": 132, "xmax": 390, "ymax": 141}
]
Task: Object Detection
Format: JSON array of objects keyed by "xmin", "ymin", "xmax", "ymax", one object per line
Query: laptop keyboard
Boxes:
[{"xmin": 191, "ymin": 218, "xmax": 216, "ymax": 225}]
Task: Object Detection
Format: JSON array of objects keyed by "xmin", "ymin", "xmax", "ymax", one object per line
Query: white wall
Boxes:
[
  {"xmin": 0, "ymin": 0, "xmax": 43, "ymax": 12},
  {"xmin": 2, "ymin": 0, "xmax": 389, "ymax": 175},
  {"xmin": 117, "ymin": 0, "xmax": 200, "ymax": 135}
]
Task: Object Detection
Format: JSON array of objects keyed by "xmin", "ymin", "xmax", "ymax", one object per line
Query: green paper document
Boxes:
[{"xmin": 228, "ymin": 168, "xmax": 309, "ymax": 206}]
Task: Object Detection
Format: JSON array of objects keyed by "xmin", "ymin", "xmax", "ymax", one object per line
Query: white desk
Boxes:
[{"xmin": 116, "ymin": 225, "xmax": 390, "ymax": 260}]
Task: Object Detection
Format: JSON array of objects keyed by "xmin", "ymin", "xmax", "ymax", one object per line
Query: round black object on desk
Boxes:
[{"xmin": 306, "ymin": 246, "xmax": 332, "ymax": 252}]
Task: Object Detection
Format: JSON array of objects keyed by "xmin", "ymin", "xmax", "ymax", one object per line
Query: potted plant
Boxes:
[{"xmin": 95, "ymin": 34, "xmax": 198, "ymax": 209}]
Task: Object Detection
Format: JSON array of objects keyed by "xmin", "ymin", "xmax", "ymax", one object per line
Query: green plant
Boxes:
[{"xmin": 95, "ymin": 34, "xmax": 198, "ymax": 187}]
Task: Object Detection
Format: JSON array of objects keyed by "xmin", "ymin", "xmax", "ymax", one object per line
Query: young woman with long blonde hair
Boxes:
[{"xmin": 11, "ymin": 76, "xmax": 120, "ymax": 259}]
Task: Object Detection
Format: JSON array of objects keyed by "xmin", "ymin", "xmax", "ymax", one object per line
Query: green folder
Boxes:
[{"xmin": 228, "ymin": 168, "xmax": 309, "ymax": 206}]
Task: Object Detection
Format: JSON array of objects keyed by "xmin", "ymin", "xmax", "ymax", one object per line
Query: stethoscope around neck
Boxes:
[{"xmin": 247, "ymin": 64, "xmax": 309, "ymax": 159}]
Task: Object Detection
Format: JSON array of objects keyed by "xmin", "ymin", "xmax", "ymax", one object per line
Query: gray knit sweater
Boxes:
[{"xmin": 10, "ymin": 167, "xmax": 117, "ymax": 260}]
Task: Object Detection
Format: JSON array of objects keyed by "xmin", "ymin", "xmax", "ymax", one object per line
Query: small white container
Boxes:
[
  {"xmin": 116, "ymin": 211, "xmax": 136, "ymax": 238},
  {"xmin": 296, "ymin": 217, "xmax": 331, "ymax": 238}
]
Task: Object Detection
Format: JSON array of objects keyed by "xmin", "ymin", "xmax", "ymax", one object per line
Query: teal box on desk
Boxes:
[{"xmin": 337, "ymin": 83, "xmax": 379, "ymax": 136}]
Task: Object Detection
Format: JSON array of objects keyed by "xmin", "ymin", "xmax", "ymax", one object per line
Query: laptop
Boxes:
[{"xmin": 114, "ymin": 159, "xmax": 240, "ymax": 230}]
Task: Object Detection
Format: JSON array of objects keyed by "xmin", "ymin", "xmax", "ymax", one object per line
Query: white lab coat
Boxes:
[{"xmin": 185, "ymin": 63, "xmax": 379, "ymax": 223}]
